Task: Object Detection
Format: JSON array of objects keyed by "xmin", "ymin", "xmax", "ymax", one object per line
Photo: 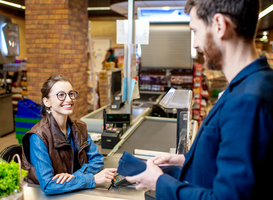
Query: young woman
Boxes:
[{"xmin": 22, "ymin": 75, "xmax": 116, "ymax": 195}]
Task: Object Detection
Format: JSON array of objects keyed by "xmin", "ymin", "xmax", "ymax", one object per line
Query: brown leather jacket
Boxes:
[{"xmin": 22, "ymin": 113, "xmax": 89, "ymax": 184}]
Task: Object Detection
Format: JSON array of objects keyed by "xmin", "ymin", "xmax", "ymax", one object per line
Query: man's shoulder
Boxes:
[
  {"xmin": 230, "ymin": 67, "xmax": 273, "ymax": 99},
  {"xmin": 245, "ymin": 69, "xmax": 273, "ymax": 98}
]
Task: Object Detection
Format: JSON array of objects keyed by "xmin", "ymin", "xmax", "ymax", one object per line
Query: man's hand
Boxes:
[
  {"xmin": 94, "ymin": 168, "xmax": 117, "ymax": 185},
  {"xmin": 152, "ymin": 154, "xmax": 185, "ymax": 166},
  {"xmin": 126, "ymin": 159, "xmax": 163, "ymax": 191},
  {"xmin": 52, "ymin": 173, "xmax": 74, "ymax": 184}
]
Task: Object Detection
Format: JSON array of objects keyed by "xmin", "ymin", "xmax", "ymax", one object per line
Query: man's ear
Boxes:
[
  {"xmin": 213, "ymin": 13, "xmax": 235, "ymax": 40},
  {"xmin": 43, "ymin": 97, "xmax": 51, "ymax": 108},
  {"xmin": 213, "ymin": 13, "xmax": 227, "ymax": 39}
]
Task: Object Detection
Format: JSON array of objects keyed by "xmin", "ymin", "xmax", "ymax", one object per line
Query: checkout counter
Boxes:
[
  {"xmin": 24, "ymin": 154, "xmax": 145, "ymax": 200},
  {"xmin": 81, "ymin": 105, "xmax": 151, "ymax": 133},
  {"xmin": 81, "ymin": 89, "xmax": 195, "ymax": 157},
  {"xmin": 132, "ymin": 91, "xmax": 165, "ymax": 108},
  {"xmin": 110, "ymin": 116, "xmax": 177, "ymax": 156},
  {"xmin": 21, "ymin": 89, "xmax": 193, "ymax": 200},
  {"xmin": 81, "ymin": 104, "xmax": 152, "ymax": 155}
]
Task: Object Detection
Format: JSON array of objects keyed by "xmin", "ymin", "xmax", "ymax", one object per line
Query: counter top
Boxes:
[
  {"xmin": 24, "ymin": 183, "xmax": 144, "ymax": 200},
  {"xmin": 0, "ymin": 93, "xmax": 12, "ymax": 98},
  {"xmin": 23, "ymin": 154, "xmax": 145, "ymax": 200}
]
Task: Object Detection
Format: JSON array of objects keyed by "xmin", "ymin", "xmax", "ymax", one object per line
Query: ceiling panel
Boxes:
[{"xmin": 0, "ymin": 0, "xmax": 273, "ymax": 31}]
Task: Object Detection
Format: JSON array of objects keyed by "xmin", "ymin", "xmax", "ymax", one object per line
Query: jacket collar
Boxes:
[
  {"xmin": 48, "ymin": 114, "xmax": 68, "ymax": 148},
  {"xmin": 228, "ymin": 56, "xmax": 269, "ymax": 92},
  {"xmin": 47, "ymin": 114, "xmax": 88, "ymax": 149},
  {"xmin": 200, "ymin": 56, "xmax": 269, "ymax": 127}
]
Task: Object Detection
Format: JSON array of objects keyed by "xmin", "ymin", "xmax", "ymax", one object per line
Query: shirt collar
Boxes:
[
  {"xmin": 229, "ymin": 56, "xmax": 269, "ymax": 91},
  {"xmin": 66, "ymin": 122, "xmax": 71, "ymax": 139}
]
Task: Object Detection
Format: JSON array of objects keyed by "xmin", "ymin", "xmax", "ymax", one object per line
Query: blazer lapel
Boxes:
[{"xmin": 181, "ymin": 86, "xmax": 230, "ymax": 171}]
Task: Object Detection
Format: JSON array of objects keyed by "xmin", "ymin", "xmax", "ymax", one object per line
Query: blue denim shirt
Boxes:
[{"xmin": 29, "ymin": 124, "xmax": 104, "ymax": 195}]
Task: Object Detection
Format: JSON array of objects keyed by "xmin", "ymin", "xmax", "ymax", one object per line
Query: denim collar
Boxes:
[{"xmin": 60, "ymin": 122, "xmax": 71, "ymax": 142}]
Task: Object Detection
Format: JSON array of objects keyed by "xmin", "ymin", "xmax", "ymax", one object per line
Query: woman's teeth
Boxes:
[{"xmin": 62, "ymin": 105, "xmax": 71, "ymax": 108}]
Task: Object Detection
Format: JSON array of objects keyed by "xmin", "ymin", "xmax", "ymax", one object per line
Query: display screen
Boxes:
[
  {"xmin": 138, "ymin": 7, "xmax": 190, "ymax": 23},
  {"xmin": 112, "ymin": 70, "xmax": 122, "ymax": 95},
  {"xmin": 106, "ymin": 114, "xmax": 130, "ymax": 123}
]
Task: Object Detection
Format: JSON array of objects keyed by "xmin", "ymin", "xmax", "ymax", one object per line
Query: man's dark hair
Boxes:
[{"xmin": 185, "ymin": 0, "xmax": 261, "ymax": 42}]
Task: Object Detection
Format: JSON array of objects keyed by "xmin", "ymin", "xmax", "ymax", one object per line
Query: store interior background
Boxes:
[{"xmin": 1, "ymin": 0, "xmax": 273, "ymax": 152}]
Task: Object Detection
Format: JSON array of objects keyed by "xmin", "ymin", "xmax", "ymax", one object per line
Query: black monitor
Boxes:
[{"xmin": 111, "ymin": 69, "xmax": 122, "ymax": 95}]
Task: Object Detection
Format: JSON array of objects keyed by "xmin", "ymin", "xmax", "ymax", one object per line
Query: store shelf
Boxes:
[{"xmin": 139, "ymin": 68, "xmax": 193, "ymax": 92}]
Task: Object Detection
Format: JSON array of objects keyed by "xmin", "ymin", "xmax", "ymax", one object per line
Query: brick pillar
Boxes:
[{"xmin": 25, "ymin": 0, "xmax": 88, "ymax": 118}]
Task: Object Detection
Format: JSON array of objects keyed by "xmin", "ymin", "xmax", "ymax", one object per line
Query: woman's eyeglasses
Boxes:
[{"xmin": 49, "ymin": 90, "xmax": 78, "ymax": 101}]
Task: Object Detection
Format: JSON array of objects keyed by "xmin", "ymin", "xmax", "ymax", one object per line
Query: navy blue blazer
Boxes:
[{"xmin": 156, "ymin": 57, "xmax": 273, "ymax": 200}]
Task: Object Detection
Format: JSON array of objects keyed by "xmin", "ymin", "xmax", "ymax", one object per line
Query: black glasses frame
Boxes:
[{"xmin": 49, "ymin": 90, "xmax": 78, "ymax": 101}]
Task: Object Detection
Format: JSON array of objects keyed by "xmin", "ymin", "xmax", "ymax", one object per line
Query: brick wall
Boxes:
[{"xmin": 25, "ymin": 0, "xmax": 88, "ymax": 118}]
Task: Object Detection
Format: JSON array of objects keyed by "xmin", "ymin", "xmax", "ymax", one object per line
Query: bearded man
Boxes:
[{"xmin": 126, "ymin": 0, "xmax": 273, "ymax": 199}]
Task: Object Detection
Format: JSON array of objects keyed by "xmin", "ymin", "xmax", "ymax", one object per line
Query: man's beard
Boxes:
[{"xmin": 203, "ymin": 32, "xmax": 223, "ymax": 71}]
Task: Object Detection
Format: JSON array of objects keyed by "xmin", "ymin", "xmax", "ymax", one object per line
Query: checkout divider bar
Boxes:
[
  {"xmin": 91, "ymin": 105, "xmax": 108, "ymax": 117},
  {"xmin": 107, "ymin": 116, "xmax": 145, "ymax": 156}
]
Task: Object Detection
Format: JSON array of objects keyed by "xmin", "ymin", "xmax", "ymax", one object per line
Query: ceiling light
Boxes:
[
  {"xmin": 162, "ymin": 6, "xmax": 170, "ymax": 11},
  {"xmin": 0, "ymin": 0, "xmax": 25, "ymax": 9},
  {"xmin": 259, "ymin": 4, "xmax": 273, "ymax": 19},
  {"xmin": 263, "ymin": 31, "xmax": 268, "ymax": 35},
  {"xmin": 87, "ymin": 7, "xmax": 111, "ymax": 11}
]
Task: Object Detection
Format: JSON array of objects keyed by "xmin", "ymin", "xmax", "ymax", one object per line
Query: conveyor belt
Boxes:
[{"xmin": 117, "ymin": 117, "xmax": 177, "ymax": 154}]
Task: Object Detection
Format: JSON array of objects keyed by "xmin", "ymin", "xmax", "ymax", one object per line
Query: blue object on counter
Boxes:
[{"xmin": 117, "ymin": 151, "xmax": 146, "ymax": 176}]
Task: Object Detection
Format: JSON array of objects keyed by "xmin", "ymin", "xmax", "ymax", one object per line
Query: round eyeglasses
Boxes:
[{"xmin": 49, "ymin": 90, "xmax": 78, "ymax": 101}]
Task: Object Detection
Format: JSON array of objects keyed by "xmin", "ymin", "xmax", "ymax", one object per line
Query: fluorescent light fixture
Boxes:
[
  {"xmin": 162, "ymin": 6, "xmax": 170, "ymax": 10},
  {"xmin": 1, "ymin": 23, "xmax": 8, "ymax": 55},
  {"xmin": 87, "ymin": 7, "xmax": 111, "ymax": 11},
  {"xmin": 259, "ymin": 4, "xmax": 273, "ymax": 19},
  {"xmin": 0, "ymin": 0, "xmax": 25, "ymax": 9}
]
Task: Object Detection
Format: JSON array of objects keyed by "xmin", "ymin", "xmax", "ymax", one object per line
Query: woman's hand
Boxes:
[
  {"xmin": 152, "ymin": 154, "xmax": 186, "ymax": 166},
  {"xmin": 52, "ymin": 173, "xmax": 74, "ymax": 184},
  {"xmin": 94, "ymin": 168, "xmax": 117, "ymax": 185}
]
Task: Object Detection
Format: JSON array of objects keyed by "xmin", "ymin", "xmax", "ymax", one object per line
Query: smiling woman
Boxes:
[{"xmin": 20, "ymin": 75, "xmax": 117, "ymax": 196}]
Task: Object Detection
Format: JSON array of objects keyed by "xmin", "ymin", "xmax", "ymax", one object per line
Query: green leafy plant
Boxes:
[{"xmin": 0, "ymin": 159, "xmax": 28, "ymax": 198}]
